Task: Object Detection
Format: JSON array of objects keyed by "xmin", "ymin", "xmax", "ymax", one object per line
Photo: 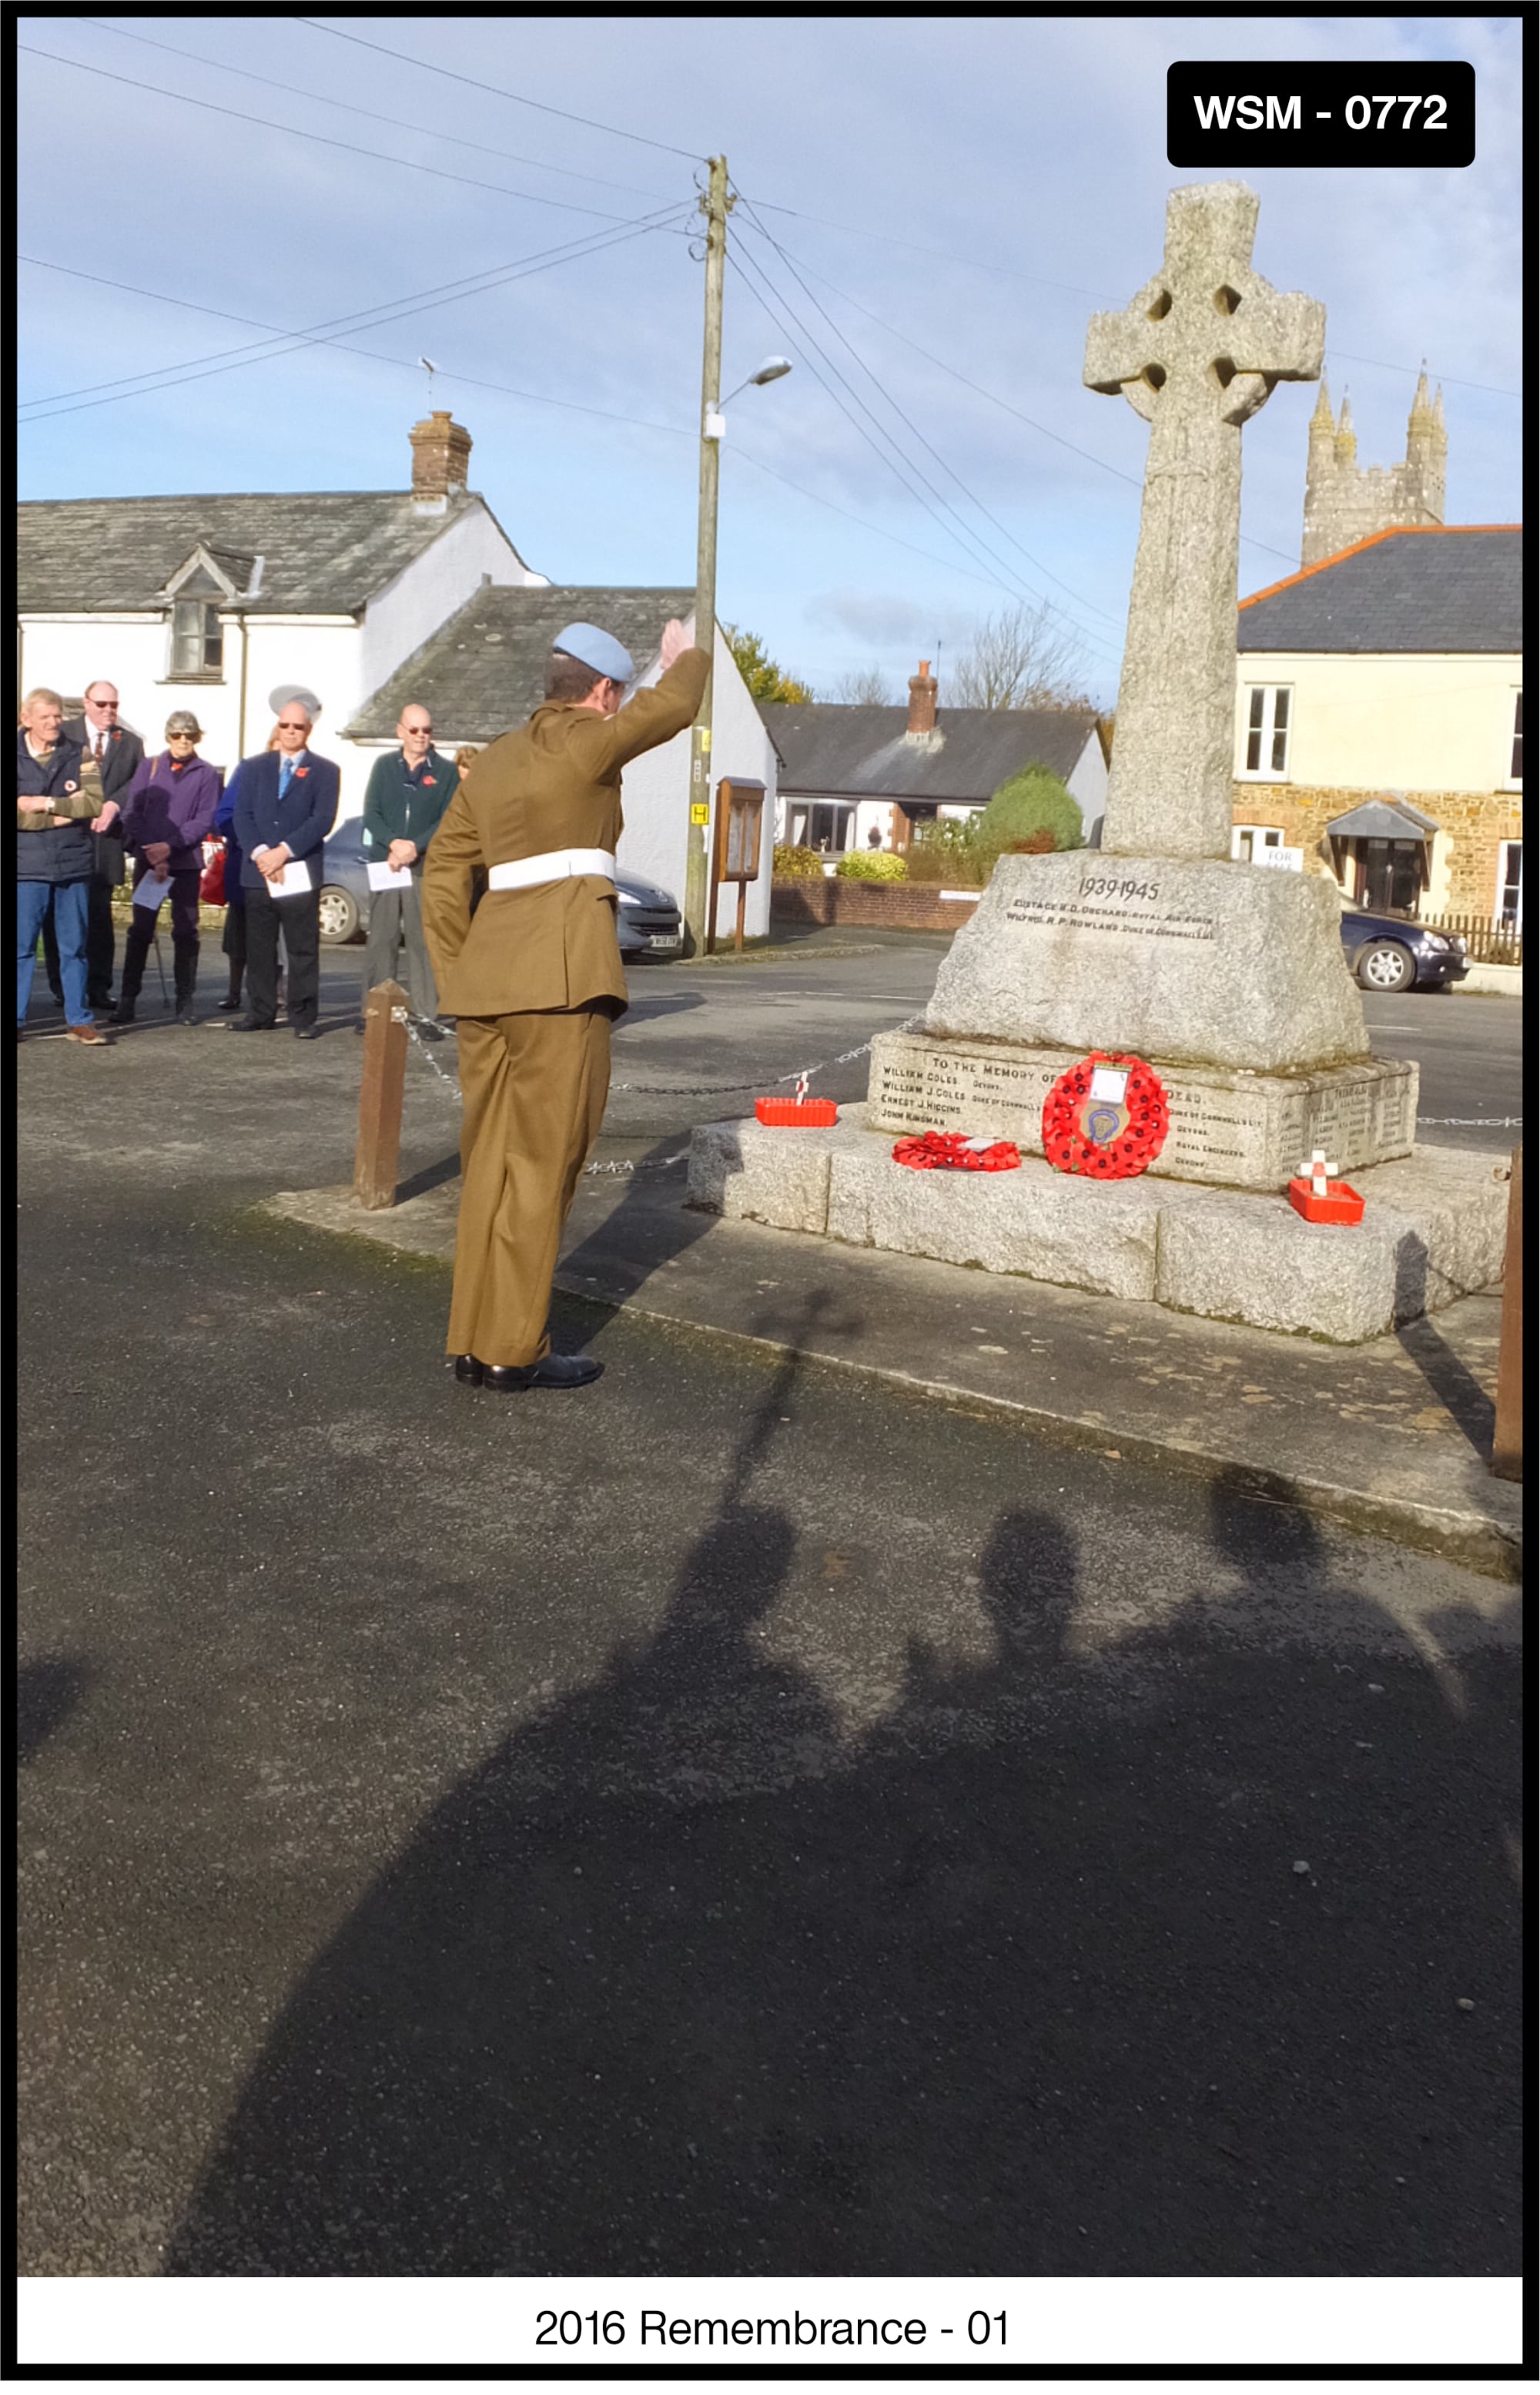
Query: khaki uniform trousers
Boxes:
[{"xmin": 448, "ymin": 1003, "xmax": 614, "ymax": 1368}]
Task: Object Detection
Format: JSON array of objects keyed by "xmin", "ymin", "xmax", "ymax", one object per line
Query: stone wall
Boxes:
[
  {"xmin": 1430, "ymin": 790, "xmax": 1522, "ymax": 916},
  {"xmin": 771, "ymin": 879, "xmax": 981, "ymax": 933},
  {"xmin": 1230, "ymin": 782, "xmax": 1519, "ymax": 917}
]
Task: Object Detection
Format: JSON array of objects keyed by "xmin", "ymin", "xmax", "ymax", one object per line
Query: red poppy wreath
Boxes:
[
  {"xmin": 891, "ymin": 1130, "xmax": 1021, "ymax": 1172},
  {"xmin": 1040, "ymin": 1051, "xmax": 1169, "ymax": 1179}
]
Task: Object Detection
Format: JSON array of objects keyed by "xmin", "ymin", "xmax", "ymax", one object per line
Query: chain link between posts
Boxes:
[
  {"xmin": 400, "ymin": 1019, "xmax": 1519, "ymax": 1171},
  {"xmin": 400, "ymin": 1012, "xmax": 927, "ymax": 1174}
]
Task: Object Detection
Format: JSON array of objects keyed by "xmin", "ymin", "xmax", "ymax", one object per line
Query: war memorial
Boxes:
[{"xmin": 688, "ymin": 183, "xmax": 1506, "ymax": 1343}]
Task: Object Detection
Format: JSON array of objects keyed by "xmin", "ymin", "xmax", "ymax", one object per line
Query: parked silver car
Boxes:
[{"xmin": 317, "ymin": 820, "xmax": 683, "ymax": 957}]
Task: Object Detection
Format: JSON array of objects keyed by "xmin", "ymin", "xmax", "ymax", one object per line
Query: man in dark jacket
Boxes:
[
  {"xmin": 51, "ymin": 680, "xmax": 142, "ymax": 1010},
  {"xmin": 230, "ymin": 695, "xmax": 340, "ymax": 1037},
  {"xmin": 17, "ymin": 688, "xmax": 112, "ymax": 1045},
  {"xmin": 358, "ymin": 702, "xmax": 458, "ymax": 1037}
]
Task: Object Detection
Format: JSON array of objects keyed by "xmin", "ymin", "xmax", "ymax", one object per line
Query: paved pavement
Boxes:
[{"xmin": 15, "ymin": 941, "xmax": 1523, "ymax": 2282}]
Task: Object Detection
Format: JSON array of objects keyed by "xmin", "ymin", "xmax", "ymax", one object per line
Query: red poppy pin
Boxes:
[
  {"xmin": 294, "ymin": 766, "xmax": 309, "ymax": 779},
  {"xmin": 422, "ymin": 775, "xmax": 436, "ymax": 786}
]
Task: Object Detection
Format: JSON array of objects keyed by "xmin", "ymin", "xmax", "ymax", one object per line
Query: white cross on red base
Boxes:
[{"xmin": 1297, "ymin": 1147, "xmax": 1338, "ymax": 1198}]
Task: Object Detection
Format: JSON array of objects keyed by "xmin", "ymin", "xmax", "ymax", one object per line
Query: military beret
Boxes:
[{"xmin": 551, "ymin": 623, "xmax": 634, "ymax": 685}]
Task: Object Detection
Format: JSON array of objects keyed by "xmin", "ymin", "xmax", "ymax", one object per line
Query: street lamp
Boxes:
[{"xmin": 721, "ymin": 354, "xmax": 793, "ymax": 405}]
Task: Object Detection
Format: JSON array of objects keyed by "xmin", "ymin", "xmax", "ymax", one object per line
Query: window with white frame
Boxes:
[
  {"xmin": 1240, "ymin": 685, "xmax": 1291, "ymax": 777},
  {"xmin": 168, "ymin": 599, "xmax": 223, "ymax": 678},
  {"xmin": 1508, "ymin": 690, "xmax": 1522, "ymax": 785},
  {"xmin": 1232, "ymin": 823, "xmax": 1285, "ymax": 863},
  {"xmin": 1495, "ymin": 839, "xmax": 1522, "ymax": 931}
]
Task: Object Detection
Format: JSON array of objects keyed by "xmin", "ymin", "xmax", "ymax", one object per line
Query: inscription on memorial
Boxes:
[
  {"xmin": 1002, "ymin": 886, "xmax": 1217, "ymax": 945},
  {"xmin": 868, "ymin": 1033, "xmax": 1415, "ymax": 1192}
]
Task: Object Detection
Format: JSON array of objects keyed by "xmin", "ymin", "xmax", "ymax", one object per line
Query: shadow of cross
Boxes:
[{"xmin": 1084, "ymin": 180, "xmax": 1325, "ymax": 859}]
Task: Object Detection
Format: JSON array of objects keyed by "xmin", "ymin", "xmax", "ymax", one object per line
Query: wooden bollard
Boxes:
[
  {"xmin": 1491, "ymin": 1144, "xmax": 1522, "ymax": 1481},
  {"xmin": 353, "ymin": 977, "xmax": 409, "ymax": 1210}
]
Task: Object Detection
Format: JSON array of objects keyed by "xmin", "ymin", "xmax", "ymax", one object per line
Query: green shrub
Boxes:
[
  {"xmin": 772, "ymin": 843, "xmax": 825, "ymax": 879},
  {"xmin": 835, "ymin": 849, "xmax": 908, "ymax": 881},
  {"xmin": 976, "ymin": 765, "xmax": 1083, "ymax": 867}
]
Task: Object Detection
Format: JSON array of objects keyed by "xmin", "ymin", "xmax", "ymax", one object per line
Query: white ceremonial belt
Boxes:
[{"xmin": 487, "ymin": 847, "xmax": 617, "ymax": 892}]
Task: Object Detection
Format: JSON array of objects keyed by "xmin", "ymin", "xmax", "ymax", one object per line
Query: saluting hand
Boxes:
[{"xmin": 659, "ymin": 618, "xmax": 689, "ymax": 669}]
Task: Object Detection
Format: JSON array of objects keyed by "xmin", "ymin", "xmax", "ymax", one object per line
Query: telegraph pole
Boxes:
[{"xmin": 685, "ymin": 154, "xmax": 732, "ymax": 955}]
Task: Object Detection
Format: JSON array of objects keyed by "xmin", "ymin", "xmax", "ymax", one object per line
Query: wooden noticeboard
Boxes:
[{"xmin": 708, "ymin": 777, "xmax": 766, "ymax": 952}]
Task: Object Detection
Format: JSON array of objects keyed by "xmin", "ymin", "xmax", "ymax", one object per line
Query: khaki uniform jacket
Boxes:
[{"xmin": 422, "ymin": 647, "xmax": 709, "ymax": 1018}]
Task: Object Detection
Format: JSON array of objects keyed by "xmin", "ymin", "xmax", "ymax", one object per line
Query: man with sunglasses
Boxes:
[{"xmin": 357, "ymin": 702, "xmax": 458, "ymax": 1040}]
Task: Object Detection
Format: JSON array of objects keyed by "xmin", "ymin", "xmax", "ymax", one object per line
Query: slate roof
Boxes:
[
  {"xmin": 346, "ymin": 582, "xmax": 695, "ymax": 741},
  {"xmin": 16, "ymin": 489, "xmax": 503, "ymax": 615},
  {"xmin": 759, "ymin": 702, "xmax": 1100, "ymax": 802},
  {"xmin": 1237, "ymin": 526, "xmax": 1522, "ymax": 654}
]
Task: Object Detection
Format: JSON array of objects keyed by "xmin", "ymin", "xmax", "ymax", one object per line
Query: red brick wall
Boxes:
[{"xmin": 771, "ymin": 879, "xmax": 981, "ymax": 933}]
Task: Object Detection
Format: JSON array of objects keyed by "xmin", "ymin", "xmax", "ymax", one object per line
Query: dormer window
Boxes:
[{"xmin": 169, "ymin": 598, "xmax": 223, "ymax": 678}]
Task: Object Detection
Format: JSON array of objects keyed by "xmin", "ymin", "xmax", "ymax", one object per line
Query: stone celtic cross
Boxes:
[{"xmin": 1085, "ymin": 183, "xmax": 1324, "ymax": 858}]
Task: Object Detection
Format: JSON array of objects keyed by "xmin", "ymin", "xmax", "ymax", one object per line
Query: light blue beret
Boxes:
[{"xmin": 551, "ymin": 622, "xmax": 634, "ymax": 684}]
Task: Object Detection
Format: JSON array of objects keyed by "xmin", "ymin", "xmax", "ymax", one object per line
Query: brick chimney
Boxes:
[
  {"xmin": 906, "ymin": 658, "xmax": 938, "ymax": 736},
  {"xmin": 409, "ymin": 411, "xmax": 472, "ymax": 510}
]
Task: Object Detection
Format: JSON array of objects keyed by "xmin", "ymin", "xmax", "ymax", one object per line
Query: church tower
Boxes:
[{"xmin": 1300, "ymin": 372, "xmax": 1447, "ymax": 565}]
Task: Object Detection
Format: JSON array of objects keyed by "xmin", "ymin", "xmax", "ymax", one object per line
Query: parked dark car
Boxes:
[
  {"xmin": 318, "ymin": 819, "xmax": 683, "ymax": 957},
  {"xmin": 1336, "ymin": 896, "xmax": 1468, "ymax": 992}
]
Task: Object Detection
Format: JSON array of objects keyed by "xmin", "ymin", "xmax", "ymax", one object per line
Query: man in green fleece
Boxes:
[{"xmin": 358, "ymin": 702, "xmax": 459, "ymax": 1039}]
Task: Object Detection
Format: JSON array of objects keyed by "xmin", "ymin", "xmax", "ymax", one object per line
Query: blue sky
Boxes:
[{"xmin": 17, "ymin": 13, "xmax": 1522, "ymax": 709}]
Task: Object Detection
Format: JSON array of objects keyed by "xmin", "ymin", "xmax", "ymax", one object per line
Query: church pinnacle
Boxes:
[{"xmin": 1300, "ymin": 370, "xmax": 1448, "ymax": 566}]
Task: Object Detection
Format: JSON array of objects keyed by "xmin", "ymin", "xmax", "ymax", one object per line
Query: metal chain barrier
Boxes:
[
  {"xmin": 402, "ymin": 1020, "xmax": 1518, "ymax": 1171},
  {"xmin": 609, "ymin": 1010, "xmax": 926, "ymax": 1097}
]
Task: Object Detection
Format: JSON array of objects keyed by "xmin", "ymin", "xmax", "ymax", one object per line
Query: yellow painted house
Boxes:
[{"xmin": 1230, "ymin": 524, "xmax": 1522, "ymax": 933}]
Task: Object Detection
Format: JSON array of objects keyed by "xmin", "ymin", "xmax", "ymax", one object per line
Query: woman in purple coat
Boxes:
[{"xmin": 110, "ymin": 709, "xmax": 225, "ymax": 1026}]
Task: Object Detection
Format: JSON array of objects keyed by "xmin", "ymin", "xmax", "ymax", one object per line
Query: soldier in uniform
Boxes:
[{"xmin": 423, "ymin": 617, "xmax": 708, "ymax": 1392}]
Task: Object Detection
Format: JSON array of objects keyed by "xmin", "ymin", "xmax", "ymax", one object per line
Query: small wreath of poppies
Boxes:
[
  {"xmin": 892, "ymin": 1130, "xmax": 1022, "ymax": 1173},
  {"xmin": 1041, "ymin": 1051, "xmax": 1169, "ymax": 1180}
]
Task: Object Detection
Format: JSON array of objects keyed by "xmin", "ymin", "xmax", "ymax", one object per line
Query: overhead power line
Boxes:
[
  {"xmin": 16, "ymin": 42, "xmax": 661, "ymax": 222},
  {"xmin": 737, "ymin": 199, "xmax": 1118, "ymax": 623},
  {"xmin": 18, "ymin": 216, "xmax": 691, "ymax": 424},
  {"xmin": 757, "ymin": 233, "xmax": 1313, "ymax": 571},
  {"xmin": 295, "ymin": 15, "xmax": 703, "ymax": 159},
  {"xmin": 727, "ymin": 236, "xmax": 1121, "ymax": 662},
  {"xmin": 742, "ymin": 203, "xmax": 1521, "ymax": 404},
  {"xmin": 78, "ymin": 15, "xmax": 681, "ymax": 205},
  {"xmin": 19, "ymin": 208, "xmax": 690, "ymax": 412},
  {"xmin": 730, "ymin": 439, "xmax": 1122, "ymax": 641}
]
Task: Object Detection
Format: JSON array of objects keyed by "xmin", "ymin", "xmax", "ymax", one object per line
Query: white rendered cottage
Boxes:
[{"xmin": 15, "ymin": 414, "xmax": 544, "ymax": 821}]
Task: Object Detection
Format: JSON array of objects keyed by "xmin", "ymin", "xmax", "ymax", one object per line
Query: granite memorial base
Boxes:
[
  {"xmin": 926, "ymin": 852, "xmax": 1372, "ymax": 1075},
  {"xmin": 686, "ymin": 1109, "xmax": 1505, "ymax": 1344},
  {"xmin": 868, "ymin": 1029, "xmax": 1417, "ymax": 1193}
]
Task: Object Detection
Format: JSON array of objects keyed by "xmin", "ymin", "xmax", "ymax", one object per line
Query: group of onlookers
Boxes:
[{"xmin": 17, "ymin": 678, "xmax": 474, "ymax": 1046}]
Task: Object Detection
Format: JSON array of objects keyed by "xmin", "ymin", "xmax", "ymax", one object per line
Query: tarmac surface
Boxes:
[{"xmin": 15, "ymin": 938, "xmax": 1524, "ymax": 2284}]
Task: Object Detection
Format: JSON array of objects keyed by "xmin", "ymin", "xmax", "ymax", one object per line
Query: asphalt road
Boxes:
[{"xmin": 15, "ymin": 935, "xmax": 1523, "ymax": 2286}]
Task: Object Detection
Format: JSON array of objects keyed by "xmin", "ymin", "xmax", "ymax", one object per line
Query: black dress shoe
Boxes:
[
  {"xmin": 229, "ymin": 1017, "xmax": 276, "ymax": 1032},
  {"xmin": 216, "ymin": 993, "xmax": 243, "ymax": 1011},
  {"xmin": 293, "ymin": 1024, "xmax": 320, "ymax": 1040},
  {"xmin": 108, "ymin": 1003, "xmax": 136, "ymax": 1027},
  {"xmin": 416, "ymin": 1019, "xmax": 447, "ymax": 1042},
  {"xmin": 452, "ymin": 1355, "xmax": 483, "ymax": 1385},
  {"xmin": 480, "ymin": 1353, "xmax": 603, "ymax": 1392}
]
